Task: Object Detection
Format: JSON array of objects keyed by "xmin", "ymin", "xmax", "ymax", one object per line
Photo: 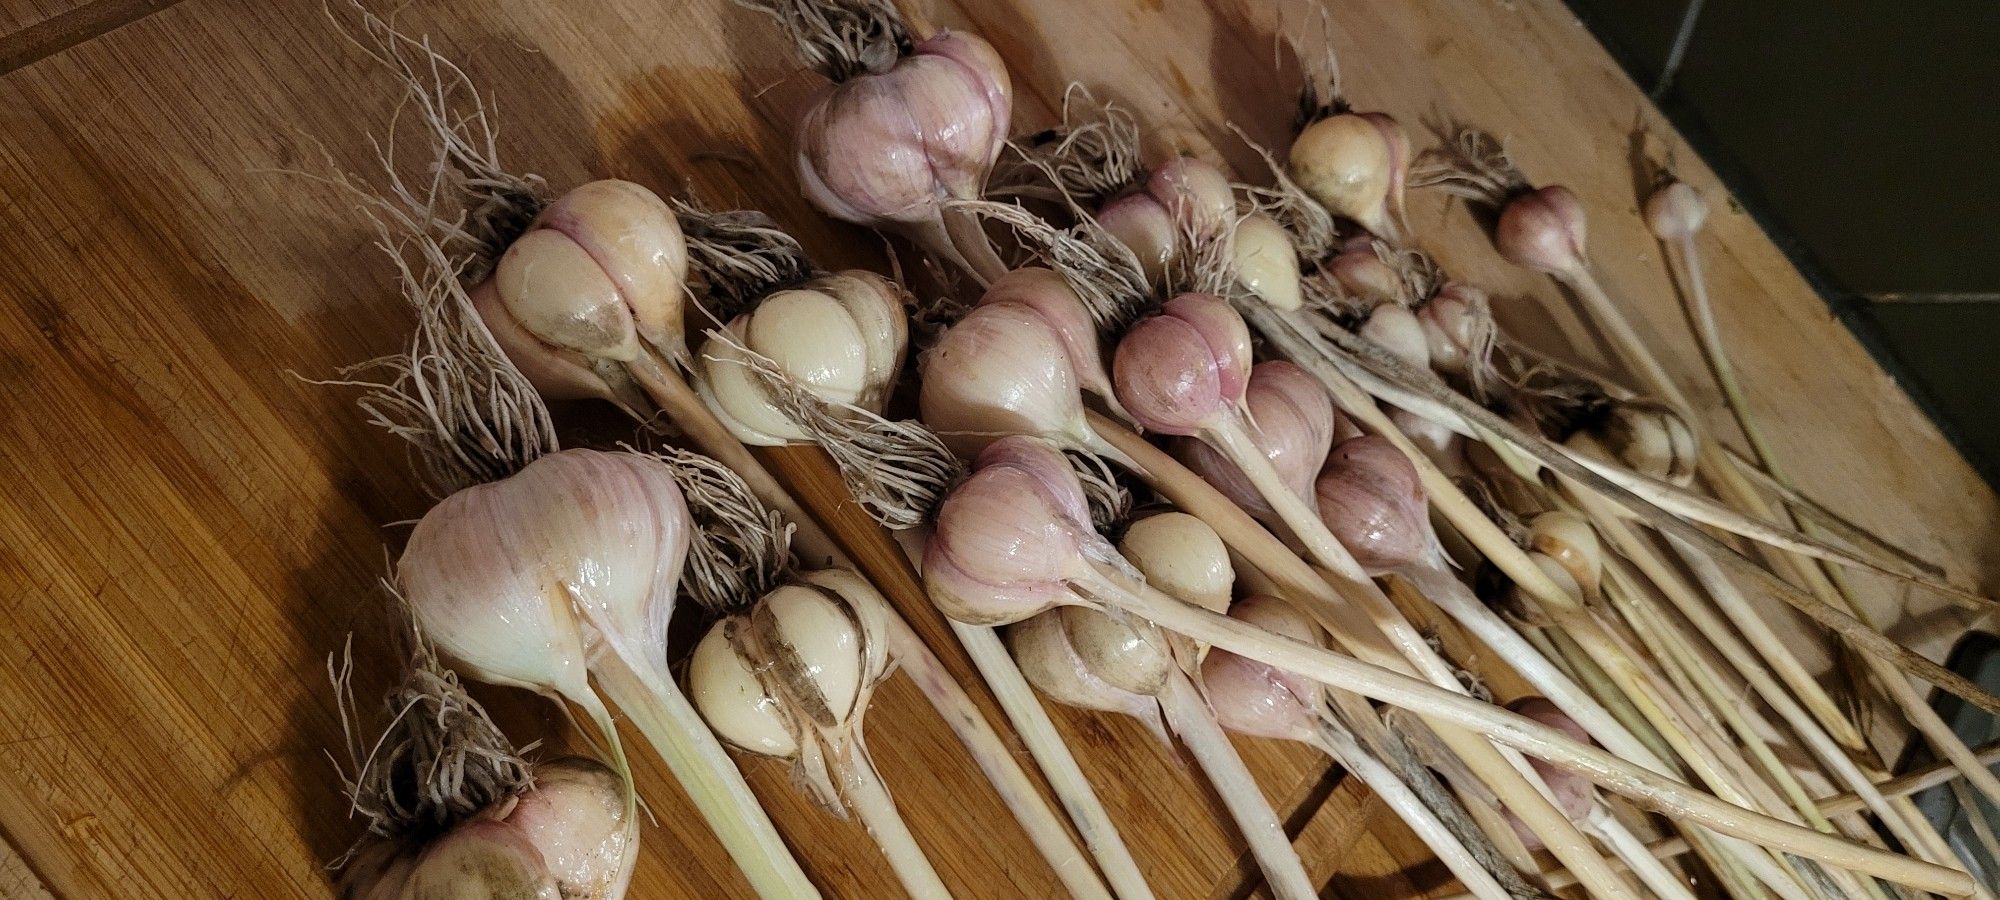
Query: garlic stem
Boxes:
[
  {"xmin": 885, "ymin": 617, "xmax": 1120, "ymax": 900},
  {"xmin": 941, "ymin": 617, "xmax": 1152, "ymax": 900},
  {"xmin": 592, "ymin": 646, "xmax": 819, "ymax": 898},
  {"xmin": 840, "ymin": 744, "xmax": 952, "ymax": 899},
  {"xmin": 1155, "ymin": 671, "xmax": 1314, "ymax": 900},
  {"xmin": 1307, "ymin": 717, "xmax": 1513, "ymax": 900},
  {"xmin": 941, "ymin": 205, "xmax": 1009, "ymax": 287},
  {"xmin": 1583, "ymin": 804, "xmax": 1702, "ymax": 900},
  {"xmin": 1072, "ymin": 571, "xmax": 1973, "ymax": 896}
]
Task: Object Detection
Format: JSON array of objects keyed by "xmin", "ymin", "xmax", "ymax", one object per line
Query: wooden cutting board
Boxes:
[{"xmin": 1, "ymin": 0, "xmax": 1993, "ymax": 897}]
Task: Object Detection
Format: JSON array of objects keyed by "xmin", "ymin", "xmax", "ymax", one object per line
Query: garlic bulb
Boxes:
[
  {"xmin": 1177, "ymin": 360, "xmax": 1338, "ymax": 523},
  {"xmin": 399, "ymin": 449, "xmax": 690, "ymax": 703},
  {"xmin": 1007, "ymin": 608, "xmax": 1172, "ymax": 745},
  {"xmin": 1644, "ymin": 180, "xmax": 1709, "ymax": 242},
  {"xmin": 697, "ymin": 270, "xmax": 910, "ymax": 446},
  {"xmin": 1358, "ymin": 303, "xmax": 1431, "ymax": 372},
  {"xmin": 1198, "ymin": 596, "xmax": 1325, "ymax": 743},
  {"xmin": 1526, "ymin": 510, "xmax": 1603, "ymax": 599},
  {"xmin": 398, "ymin": 818, "xmax": 560, "ymax": 900},
  {"xmin": 795, "ymin": 29, "xmax": 1012, "ymax": 280},
  {"xmin": 919, "ymin": 300, "xmax": 1093, "ymax": 457},
  {"xmin": 1287, "ymin": 112, "xmax": 1407, "ymax": 238},
  {"xmin": 1117, "ymin": 512, "xmax": 1234, "ymax": 616},
  {"xmin": 501, "ymin": 758, "xmax": 631, "ymax": 900},
  {"xmin": 977, "ymin": 267, "xmax": 1123, "ymax": 415},
  {"xmin": 1313, "ymin": 434, "xmax": 1434, "ymax": 574},
  {"xmin": 1233, "ymin": 213, "xmax": 1304, "ymax": 313},
  {"xmin": 1494, "ymin": 185, "xmax": 1588, "ymax": 277},
  {"xmin": 1112, "ymin": 293, "xmax": 1253, "ymax": 436},
  {"xmin": 688, "ymin": 569, "xmax": 892, "ymax": 806},
  {"xmin": 1095, "ymin": 193, "xmax": 1175, "ymax": 289},
  {"xmin": 1586, "ymin": 398, "xmax": 1698, "ymax": 486},
  {"xmin": 924, "ymin": 436, "xmax": 1109, "ymax": 625},
  {"xmin": 1418, "ymin": 283, "xmax": 1493, "ymax": 381},
  {"xmin": 1327, "ymin": 242, "xmax": 1402, "ymax": 305},
  {"xmin": 469, "ymin": 180, "xmax": 689, "ymax": 409},
  {"xmin": 1095, "ymin": 155, "xmax": 1236, "ymax": 290}
]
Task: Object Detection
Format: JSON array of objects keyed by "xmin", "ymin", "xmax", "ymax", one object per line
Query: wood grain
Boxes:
[{"xmin": 0, "ymin": 0, "xmax": 1991, "ymax": 898}]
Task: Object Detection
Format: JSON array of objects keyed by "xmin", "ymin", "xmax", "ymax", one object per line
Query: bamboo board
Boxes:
[{"xmin": 0, "ymin": 0, "xmax": 1994, "ymax": 897}]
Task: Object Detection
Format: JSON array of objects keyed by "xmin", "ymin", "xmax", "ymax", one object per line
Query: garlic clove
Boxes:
[
  {"xmin": 468, "ymin": 278, "xmax": 626, "ymax": 404},
  {"xmin": 696, "ymin": 319, "xmax": 808, "ymax": 446},
  {"xmin": 923, "ymin": 436, "xmax": 1099, "ymax": 625},
  {"xmin": 1358, "ymin": 303, "xmax": 1431, "ymax": 372},
  {"xmin": 1114, "ymin": 313, "xmax": 1227, "ymax": 437},
  {"xmin": 799, "ymin": 567, "xmax": 894, "ymax": 687},
  {"xmin": 1118, "ymin": 512, "xmax": 1234, "ymax": 615},
  {"xmin": 1495, "ymin": 185, "xmax": 1588, "ymax": 277},
  {"xmin": 816, "ymin": 270, "xmax": 911, "ymax": 409},
  {"xmin": 978, "ymin": 268, "xmax": 1119, "ymax": 407},
  {"xmin": 1315, "ymin": 434, "xmax": 1433, "ymax": 574},
  {"xmin": 1162, "ymin": 294, "xmax": 1253, "ymax": 402},
  {"xmin": 1147, "ymin": 156, "xmax": 1236, "ymax": 230},
  {"xmin": 1358, "ymin": 112, "xmax": 1411, "ymax": 229},
  {"xmin": 399, "ymin": 818, "xmax": 559, "ymax": 900},
  {"xmin": 1096, "ymin": 193, "xmax": 1175, "ymax": 289},
  {"xmin": 1233, "ymin": 213, "xmax": 1304, "ymax": 312},
  {"xmin": 1288, "ymin": 114, "xmax": 1393, "ymax": 234},
  {"xmin": 532, "ymin": 179, "xmax": 689, "ymax": 352},
  {"xmin": 495, "ymin": 229, "xmax": 643, "ymax": 364},
  {"xmin": 1644, "ymin": 180, "xmax": 1708, "ymax": 242},
  {"xmin": 913, "ymin": 31, "xmax": 1013, "ymax": 169},
  {"xmin": 1586, "ymin": 398, "xmax": 1698, "ymax": 486},
  {"xmin": 502, "ymin": 757, "xmax": 630, "ymax": 900},
  {"xmin": 1327, "ymin": 243, "xmax": 1402, "ymax": 305},
  {"xmin": 919, "ymin": 300, "xmax": 1089, "ymax": 456},
  {"xmin": 1417, "ymin": 283, "xmax": 1492, "ymax": 378},
  {"xmin": 689, "ymin": 618, "xmax": 800, "ymax": 758},
  {"xmin": 744, "ymin": 289, "xmax": 872, "ymax": 404},
  {"xmin": 1527, "ymin": 510, "xmax": 1603, "ymax": 598},
  {"xmin": 1007, "ymin": 609, "xmax": 1164, "ymax": 728}
]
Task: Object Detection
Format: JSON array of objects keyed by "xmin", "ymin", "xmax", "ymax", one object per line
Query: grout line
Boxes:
[
  {"xmin": 1651, "ymin": 0, "xmax": 1706, "ymax": 98},
  {"xmin": 0, "ymin": 0, "xmax": 183, "ymax": 76}
]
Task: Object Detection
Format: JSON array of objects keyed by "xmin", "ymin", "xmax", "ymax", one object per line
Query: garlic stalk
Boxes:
[
  {"xmin": 918, "ymin": 436, "xmax": 1973, "ymax": 895},
  {"xmin": 740, "ymin": 0, "xmax": 1012, "ymax": 284},
  {"xmin": 1175, "ymin": 361, "xmax": 1338, "ymax": 528}
]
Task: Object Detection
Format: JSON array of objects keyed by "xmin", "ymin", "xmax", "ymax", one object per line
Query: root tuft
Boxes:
[
  {"xmin": 674, "ymin": 197, "xmax": 817, "ymax": 321},
  {"xmin": 991, "ymin": 85, "xmax": 1144, "ymax": 203},
  {"xmin": 649, "ymin": 447, "xmax": 795, "ymax": 614},
  {"xmin": 734, "ymin": 0, "xmax": 910, "ymax": 82},
  {"xmin": 1409, "ymin": 125, "xmax": 1527, "ymax": 209},
  {"xmin": 950, "ymin": 198, "xmax": 1153, "ymax": 331}
]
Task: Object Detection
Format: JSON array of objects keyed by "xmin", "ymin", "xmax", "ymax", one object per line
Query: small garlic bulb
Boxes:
[
  {"xmin": 1233, "ymin": 213, "xmax": 1304, "ymax": 312},
  {"xmin": 1008, "ymin": 607, "xmax": 1172, "ymax": 745},
  {"xmin": 1120, "ymin": 511, "xmax": 1235, "ymax": 669},
  {"xmin": 1417, "ymin": 283, "xmax": 1493, "ymax": 380},
  {"xmin": 688, "ymin": 569, "xmax": 893, "ymax": 806},
  {"xmin": 697, "ymin": 270, "xmax": 910, "ymax": 446},
  {"xmin": 1494, "ymin": 185, "xmax": 1587, "ymax": 277},
  {"xmin": 796, "ymin": 32, "xmax": 1012, "ymax": 230},
  {"xmin": 1327, "ymin": 242, "xmax": 1402, "ymax": 306},
  {"xmin": 470, "ymin": 180, "xmax": 689, "ymax": 408},
  {"xmin": 1314, "ymin": 434, "xmax": 1434, "ymax": 574},
  {"xmin": 1586, "ymin": 398, "xmax": 1698, "ymax": 486},
  {"xmin": 1095, "ymin": 155, "xmax": 1237, "ymax": 290},
  {"xmin": 1358, "ymin": 303, "xmax": 1431, "ymax": 372},
  {"xmin": 1096, "ymin": 193, "xmax": 1175, "ymax": 288},
  {"xmin": 1287, "ymin": 112, "xmax": 1407, "ymax": 238},
  {"xmin": 1526, "ymin": 511, "xmax": 1602, "ymax": 599},
  {"xmin": 1177, "ymin": 360, "xmax": 1338, "ymax": 523},
  {"xmin": 1112, "ymin": 293, "xmax": 1254, "ymax": 436},
  {"xmin": 924, "ymin": 436, "xmax": 1106, "ymax": 626},
  {"xmin": 1644, "ymin": 180, "xmax": 1709, "ymax": 242},
  {"xmin": 1198, "ymin": 596, "xmax": 1326, "ymax": 743},
  {"xmin": 977, "ymin": 267, "xmax": 1121, "ymax": 413},
  {"xmin": 1502, "ymin": 697, "xmax": 1595, "ymax": 851},
  {"xmin": 501, "ymin": 758, "xmax": 632, "ymax": 900},
  {"xmin": 919, "ymin": 300, "xmax": 1092, "ymax": 457}
]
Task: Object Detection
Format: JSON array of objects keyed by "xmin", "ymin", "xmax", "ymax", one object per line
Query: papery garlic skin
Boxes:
[
  {"xmin": 690, "ymin": 620, "xmax": 800, "ymax": 757},
  {"xmin": 1289, "ymin": 114, "xmax": 1396, "ymax": 236},
  {"xmin": 1177, "ymin": 360, "xmax": 1338, "ymax": 523},
  {"xmin": 795, "ymin": 32, "xmax": 1012, "ymax": 228},
  {"xmin": 503, "ymin": 758, "xmax": 630, "ymax": 900},
  {"xmin": 919, "ymin": 300, "xmax": 1091, "ymax": 457},
  {"xmin": 1314, "ymin": 435, "xmax": 1434, "ymax": 573},
  {"xmin": 924, "ymin": 436, "xmax": 1100, "ymax": 625},
  {"xmin": 698, "ymin": 270, "xmax": 910, "ymax": 446},
  {"xmin": 1118, "ymin": 512, "xmax": 1234, "ymax": 615},
  {"xmin": 473, "ymin": 180, "xmax": 690, "ymax": 406},
  {"xmin": 399, "ymin": 450, "xmax": 691, "ymax": 703},
  {"xmin": 399, "ymin": 818, "xmax": 560, "ymax": 900},
  {"xmin": 1496, "ymin": 185, "xmax": 1588, "ymax": 276},
  {"xmin": 1113, "ymin": 293, "xmax": 1253, "ymax": 436},
  {"xmin": 1233, "ymin": 213, "xmax": 1304, "ymax": 313},
  {"xmin": 1199, "ymin": 596, "xmax": 1324, "ymax": 743},
  {"xmin": 1096, "ymin": 194, "xmax": 1175, "ymax": 289}
]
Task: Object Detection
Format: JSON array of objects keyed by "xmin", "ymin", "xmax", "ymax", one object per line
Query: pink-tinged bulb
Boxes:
[
  {"xmin": 1177, "ymin": 361, "xmax": 1338, "ymax": 523},
  {"xmin": 1288, "ymin": 113, "xmax": 1395, "ymax": 237},
  {"xmin": 919, "ymin": 300, "xmax": 1088, "ymax": 457},
  {"xmin": 1644, "ymin": 180, "xmax": 1709, "ymax": 242},
  {"xmin": 1146, "ymin": 156, "xmax": 1236, "ymax": 230},
  {"xmin": 399, "ymin": 450, "xmax": 691, "ymax": 699},
  {"xmin": 979, "ymin": 268, "xmax": 1120, "ymax": 409},
  {"xmin": 1504, "ymin": 697, "xmax": 1596, "ymax": 850},
  {"xmin": 1418, "ymin": 284, "xmax": 1491, "ymax": 378},
  {"xmin": 795, "ymin": 31, "xmax": 1012, "ymax": 228},
  {"xmin": 472, "ymin": 180, "xmax": 690, "ymax": 405},
  {"xmin": 1495, "ymin": 185, "xmax": 1588, "ymax": 276},
  {"xmin": 1112, "ymin": 293, "xmax": 1253, "ymax": 436},
  {"xmin": 1314, "ymin": 435, "xmax": 1432, "ymax": 574},
  {"xmin": 501, "ymin": 757, "xmax": 630, "ymax": 900},
  {"xmin": 1358, "ymin": 303, "xmax": 1431, "ymax": 372},
  {"xmin": 924, "ymin": 436, "xmax": 1100, "ymax": 625},
  {"xmin": 1096, "ymin": 193, "xmax": 1176, "ymax": 289},
  {"xmin": 1327, "ymin": 244, "xmax": 1401, "ymax": 305},
  {"xmin": 1200, "ymin": 596, "xmax": 1324, "ymax": 743}
]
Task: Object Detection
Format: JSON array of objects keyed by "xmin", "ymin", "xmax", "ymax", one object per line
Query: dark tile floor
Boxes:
[{"xmin": 1568, "ymin": 0, "xmax": 2000, "ymax": 481}]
